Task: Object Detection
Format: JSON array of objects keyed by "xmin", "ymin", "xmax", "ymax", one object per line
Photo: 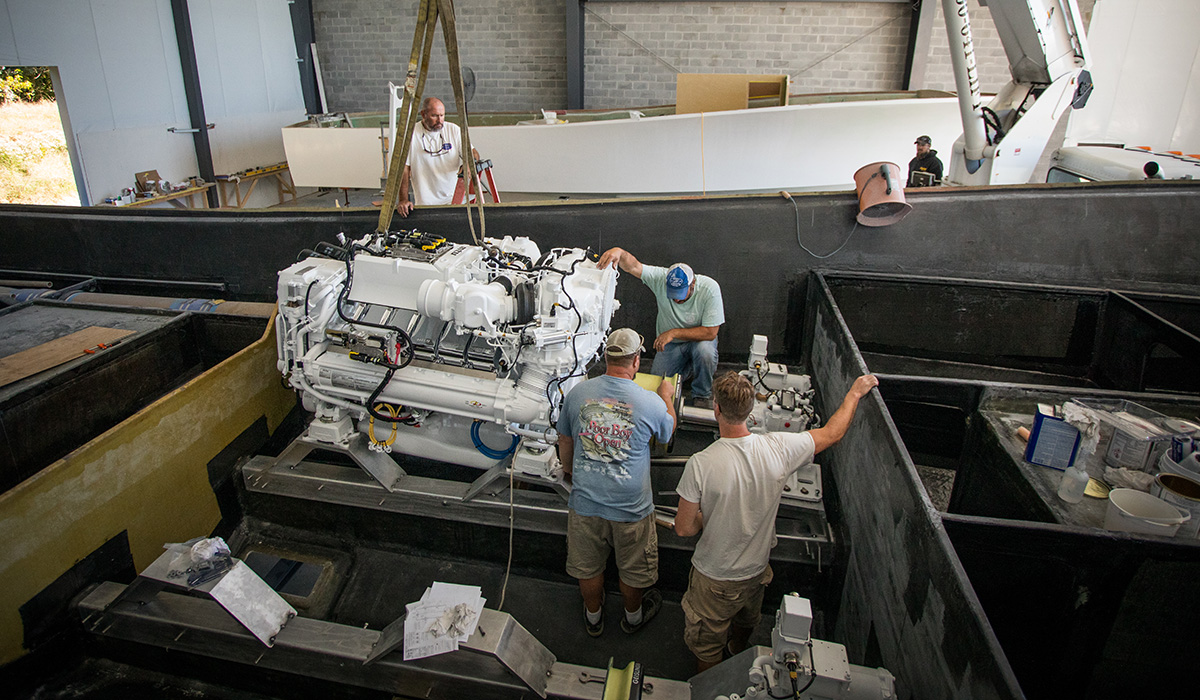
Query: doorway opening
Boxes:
[{"xmin": 0, "ymin": 66, "xmax": 81, "ymax": 206}]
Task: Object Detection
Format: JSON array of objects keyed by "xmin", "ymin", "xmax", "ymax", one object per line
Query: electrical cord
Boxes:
[
  {"xmin": 753, "ymin": 365, "xmax": 778, "ymax": 401},
  {"xmin": 304, "ymin": 280, "xmax": 317, "ymax": 318},
  {"xmin": 782, "ymin": 192, "xmax": 859, "ymax": 259},
  {"xmin": 299, "ymin": 280, "xmax": 320, "ymax": 357},
  {"xmin": 503, "ymin": 336, "xmax": 528, "ymax": 378},
  {"xmin": 544, "ymin": 253, "xmax": 588, "ymax": 424},
  {"xmin": 479, "ymin": 243, "xmax": 548, "ymax": 614},
  {"xmin": 498, "ymin": 459, "xmax": 515, "ymax": 611},
  {"xmin": 336, "ymin": 241, "xmax": 416, "ymax": 357},
  {"xmin": 982, "ymin": 106, "xmax": 1006, "ymax": 145},
  {"xmin": 366, "ymin": 368, "xmax": 397, "ymax": 421},
  {"xmin": 795, "ymin": 646, "xmax": 817, "ymax": 696},
  {"xmin": 334, "ymin": 238, "xmax": 420, "ymax": 424},
  {"xmin": 492, "ymin": 248, "xmax": 589, "ymax": 613},
  {"xmin": 751, "ymin": 365, "xmax": 821, "ymax": 430},
  {"xmin": 369, "ymin": 403, "xmax": 400, "ymax": 448},
  {"xmin": 487, "ymin": 250, "xmax": 570, "ymax": 277},
  {"xmin": 766, "ymin": 642, "xmax": 816, "ymax": 699},
  {"xmin": 482, "ymin": 245, "xmax": 585, "ymax": 420},
  {"xmin": 768, "ymin": 680, "xmax": 792, "ymax": 699}
]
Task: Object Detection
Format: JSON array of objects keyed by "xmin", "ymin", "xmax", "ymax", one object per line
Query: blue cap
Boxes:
[{"xmin": 665, "ymin": 263, "xmax": 694, "ymax": 301}]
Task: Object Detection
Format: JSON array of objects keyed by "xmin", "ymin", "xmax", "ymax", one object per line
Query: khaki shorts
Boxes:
[
  {"xmin": 565, "ymin": 510, "xmax": 659, "ymax": 589},
  {"xmin": 681, "ymin": 565, "xmax": 773, "ymax": 663}
]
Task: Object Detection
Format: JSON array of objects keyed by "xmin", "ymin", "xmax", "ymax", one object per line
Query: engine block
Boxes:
[{"xmin": 276, "ymin": 231, "xmax": 618, "ymax": 476}]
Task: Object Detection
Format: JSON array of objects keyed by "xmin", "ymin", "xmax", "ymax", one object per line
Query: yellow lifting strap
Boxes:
[{"xmin": 376, "ymin": 0, "xmax": 485, "ymax": 245}]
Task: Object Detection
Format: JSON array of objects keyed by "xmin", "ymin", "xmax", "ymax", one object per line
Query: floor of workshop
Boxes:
[{"xmin": 237, "ymin": 524, "xmax": 769, "ymax": 684}]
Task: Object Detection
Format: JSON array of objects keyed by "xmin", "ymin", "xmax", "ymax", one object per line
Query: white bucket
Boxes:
[
  {"xmin": 1150, "ymin": 473, "xmax": 1200, "ymax": 539},
  {"xmin": 1103, "ymin": 488, "xmax": 1191, "ymax": 537},
  {"xmin": 1159, "ymin": 451, "xmax": 1200, "ymax": 482}
]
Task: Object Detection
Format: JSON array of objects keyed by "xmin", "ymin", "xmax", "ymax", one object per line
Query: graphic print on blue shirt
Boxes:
[{"xmin": 578, "ymin": 398, "xmax": 635, "ymax": 477}]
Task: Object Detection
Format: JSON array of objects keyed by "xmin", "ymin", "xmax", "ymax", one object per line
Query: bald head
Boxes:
[{"xmin": 421, "ymin": 98, "xmax": 446, "ymax": 131}]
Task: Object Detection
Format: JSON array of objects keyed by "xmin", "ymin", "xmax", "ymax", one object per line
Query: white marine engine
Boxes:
[
  {"xmin": 743, "ymin": 334, "xmax": 817, "ymax": 435},
  {"xmin": 276, "ymin": 231, "xmax": 618, "ymax": 479},
  {"xmin": 742, "ymin": 335, "xmax": 822, "ymax": 502}
]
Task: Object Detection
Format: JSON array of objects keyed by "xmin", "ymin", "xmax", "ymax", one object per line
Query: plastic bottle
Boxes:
[{"xmin": 1057, "ymin": 463, "xmax": 1089, "ymax": 503}]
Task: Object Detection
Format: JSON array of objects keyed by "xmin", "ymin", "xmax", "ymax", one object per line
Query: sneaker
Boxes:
[
  {"xmin": 585, "ymin": 593, "xmax": 604, "ymax": 638},
  {"xmin": 620, "ymin": 589, "xmax": 662, "ymax": 634},
  {"xmin": 693, "ymin": 396, "xmax": 714, "ymax": 410}
]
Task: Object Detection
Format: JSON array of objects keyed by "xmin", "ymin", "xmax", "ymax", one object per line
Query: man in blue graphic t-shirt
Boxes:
[{"xmin": 557, "ymin": 328, "xmax": 677, "ymax": 637}]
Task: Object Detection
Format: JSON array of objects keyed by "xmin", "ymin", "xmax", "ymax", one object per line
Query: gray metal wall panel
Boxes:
[
  {"xmin": 806, "ymin": 276, "xmax": 1024, "ymax": 699},
  {"xmin": 942, "ymin": 515, "xmax": 1200, "ymax": 699}
]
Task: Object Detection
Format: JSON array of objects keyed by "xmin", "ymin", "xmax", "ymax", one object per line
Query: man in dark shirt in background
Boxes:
[{"xmin": 908, "ymin": 135, "xmax": 944, "ymax": 187}]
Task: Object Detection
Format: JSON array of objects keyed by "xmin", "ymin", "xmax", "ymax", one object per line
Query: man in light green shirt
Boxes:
[{"xmin": 598, "ymin": 247, "xmax": 724, "ymax": 408}]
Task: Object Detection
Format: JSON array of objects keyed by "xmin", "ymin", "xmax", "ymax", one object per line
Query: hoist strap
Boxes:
[{"xmin": 375, "ymin": 0, "xmax": 485, "ymax": 245}]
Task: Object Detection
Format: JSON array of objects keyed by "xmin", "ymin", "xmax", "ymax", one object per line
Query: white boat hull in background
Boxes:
[{"xmin": 284, "ymin": 97, "xmax": 965, "ymax": 196}]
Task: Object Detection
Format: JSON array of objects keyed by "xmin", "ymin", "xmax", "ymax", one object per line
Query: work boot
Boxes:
[{"xmin": 620, "ymin": 589, "xmax": 662, "ymax": 634}]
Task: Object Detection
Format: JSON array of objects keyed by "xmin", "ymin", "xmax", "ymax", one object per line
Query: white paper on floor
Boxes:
[{"xmin": 403, "ymin": 581, "xmax": 486, "ymax": 660}]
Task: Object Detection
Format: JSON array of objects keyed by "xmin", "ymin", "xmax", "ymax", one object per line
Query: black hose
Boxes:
[
  {"xmin": 544, "ymin": 253, "xmax": 589, "ymax": 424},
  {"xmin": 794, "ymin": 643, "xmax": 818, "ymax": 696},
  {"xmin": 364, "ymin": 367, "xmax": 416, "ymax": 425},
  {"xmin": 336, "ymin": 240, "xmax": 415, "ymax": 371}
]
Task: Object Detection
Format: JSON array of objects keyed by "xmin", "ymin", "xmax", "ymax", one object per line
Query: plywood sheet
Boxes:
[
  {"xmin": 0, "ymin": 326, "xmax": 135, "ymax": 388},
  {"xmin": 676, "ymin": 74, "xmax": 788, "ymax": 115}
]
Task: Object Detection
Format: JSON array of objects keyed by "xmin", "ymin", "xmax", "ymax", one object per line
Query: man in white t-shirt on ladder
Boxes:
[
  {"xmin": 396, "ymin": 97, "xmax": 479, "ymax": 217},
  {"xmin": 674, "ymin": 370, "xmax": 878, "ymax": 672}
]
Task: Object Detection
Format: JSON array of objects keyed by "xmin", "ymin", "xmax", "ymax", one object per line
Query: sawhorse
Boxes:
[{"xmin": 216, "ymin": 163, "xmax": 297, "ymax": 208}]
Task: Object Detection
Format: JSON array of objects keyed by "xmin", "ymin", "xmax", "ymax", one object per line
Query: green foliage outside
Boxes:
[
  {"xmin": 0, "ymin": 97, "xmax": 77, "ymax": 204},
  {"xmin": 1, "ymin": 67, "xmax": 55, "ymax": 103}
]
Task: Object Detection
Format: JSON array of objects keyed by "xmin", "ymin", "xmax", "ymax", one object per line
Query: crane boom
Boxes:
[{"xmin": 943, "ymin": 0, "xmax": 1090, "ymax": 185}]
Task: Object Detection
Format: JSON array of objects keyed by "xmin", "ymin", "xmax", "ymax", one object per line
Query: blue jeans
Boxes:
[{"xmin": 652, "ymin": 339, "xmax": 718, "ymax": 399}]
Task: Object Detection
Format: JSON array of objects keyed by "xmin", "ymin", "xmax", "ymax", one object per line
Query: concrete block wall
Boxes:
[
  {"xmin": 312, "ymin": 0, "xmax": 566, "ymax": 114},
  {"xmin": 312, "ymin": 1, "xmax": 1019, "ymax": 113},
  {"xmin": 583, "ymin": 2, "xmax": 913, "ymax": 107}
]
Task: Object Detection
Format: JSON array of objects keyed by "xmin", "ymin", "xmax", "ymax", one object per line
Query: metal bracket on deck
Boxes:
[
  {"xmin": 363, "ymin": 608, "xmax": 555, "ymax": 698},
  {"xmin": 275, "ymin": 432, "xmax": 406, "ymax": 492},
  {"xmin": 135, "ymin": 549, "xmax": 297, "ymax": 646},
  {"xmin": 461, "ymin": 457, "xmax": 570, "ymax": 503}
]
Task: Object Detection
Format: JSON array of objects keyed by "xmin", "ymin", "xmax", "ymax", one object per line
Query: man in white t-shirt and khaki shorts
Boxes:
[{"xmin": 674, "ymin": 371, "xmax": 878, "ymax": 671}]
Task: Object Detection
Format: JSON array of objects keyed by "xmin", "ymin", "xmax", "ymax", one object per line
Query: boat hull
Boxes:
[{"xmin": 283, "ymin": 97, "xmax": 965, "ymax": 195}]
